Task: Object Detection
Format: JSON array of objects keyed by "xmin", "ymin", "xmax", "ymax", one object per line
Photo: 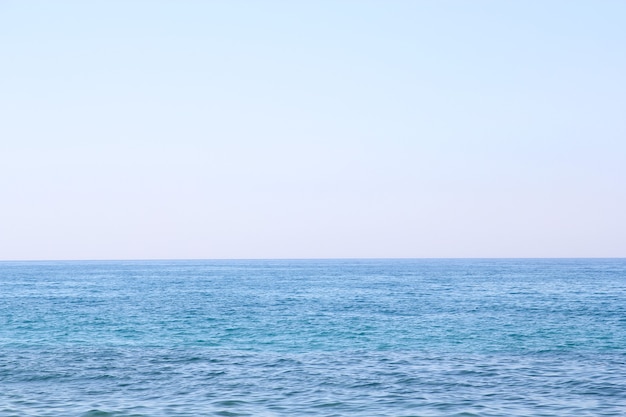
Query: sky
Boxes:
[{"xmin": 1, "ymin": 0, "xmax": 625, "ymax": 260}]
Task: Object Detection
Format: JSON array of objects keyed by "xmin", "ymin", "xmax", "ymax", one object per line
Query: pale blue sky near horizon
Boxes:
[{"xmin": 1, "ymin": 1, "xmax": 625, "ymax": 260}]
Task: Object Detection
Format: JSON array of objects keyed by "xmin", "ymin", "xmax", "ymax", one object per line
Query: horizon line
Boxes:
[{"xmin": 1, "ymin": 257, "xmax": 625, "ymax": 263}]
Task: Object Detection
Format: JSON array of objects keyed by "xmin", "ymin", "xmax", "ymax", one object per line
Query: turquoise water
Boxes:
[{"xmin": 1, "ymin": 259, "xmax": 625, "ymax": 416}]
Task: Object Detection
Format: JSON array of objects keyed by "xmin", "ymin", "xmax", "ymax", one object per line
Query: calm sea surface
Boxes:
[{"xmin": 1, "ymin": 259, "xmax": 625, "ymax": 416}]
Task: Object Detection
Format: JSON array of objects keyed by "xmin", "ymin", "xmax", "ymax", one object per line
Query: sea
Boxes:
[{"xmin": 1, "ymin": 259, "xmax": 625, "ymax": 416}]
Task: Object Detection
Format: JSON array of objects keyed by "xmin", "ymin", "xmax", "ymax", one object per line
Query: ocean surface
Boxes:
[{"xmin": 1, "ymin": 259, "xmax": 625, "ymax": 416}]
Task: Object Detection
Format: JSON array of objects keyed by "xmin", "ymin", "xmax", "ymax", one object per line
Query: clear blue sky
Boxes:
[{"xmin": 1, "ymin": 1, "xmax": 625, "ymax": 260}]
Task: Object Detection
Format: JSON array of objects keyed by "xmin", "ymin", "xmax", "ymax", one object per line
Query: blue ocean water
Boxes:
[{"xmin": 1, "ymin": 259, "xmax": 625, "ymax": 416}]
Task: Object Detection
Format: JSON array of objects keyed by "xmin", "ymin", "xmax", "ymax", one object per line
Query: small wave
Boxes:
[{"xmin": 80, "ymin": 410, "xmax": 146, "ymax": 417}]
